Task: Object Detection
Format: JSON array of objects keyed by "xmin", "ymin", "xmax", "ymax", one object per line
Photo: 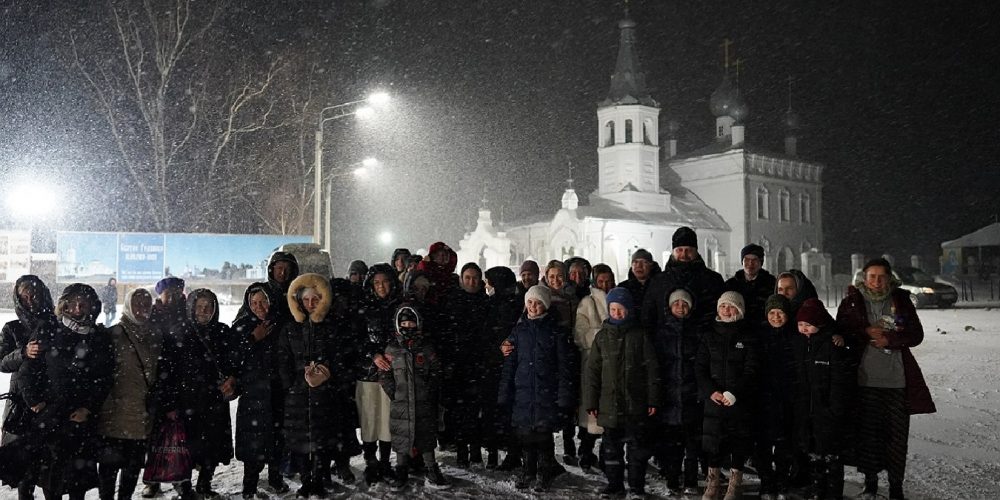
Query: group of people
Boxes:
[{"xmin": 0, "ymin": 226, "xmax": 935, "ymax": 500}]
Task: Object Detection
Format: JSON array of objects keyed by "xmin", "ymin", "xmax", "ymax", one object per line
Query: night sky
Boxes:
[{"xmin": 1, "ymin": 1, "xmax": 998, "ymax": 273}]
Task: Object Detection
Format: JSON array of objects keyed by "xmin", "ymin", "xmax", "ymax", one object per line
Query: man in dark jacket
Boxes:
[
  {"xmin": 724, "ymin": 244, "xmax": 777, "ymax": 327},
  {"xmin": 618, "ymin": 249, "xmax": 658, "ymax": 322},
  {"xmin": 642, "ymin": 227, "xmax": 724, "ymax": 338}
]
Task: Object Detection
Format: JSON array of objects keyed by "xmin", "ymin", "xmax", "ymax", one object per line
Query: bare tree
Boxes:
[{"xmin": 69, "ymin": 0, "xmax": 287, "ymax": 231}]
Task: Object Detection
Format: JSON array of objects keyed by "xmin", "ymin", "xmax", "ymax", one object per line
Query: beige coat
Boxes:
[
  {"xmin": 574, "ymin": 287, "xmax": 607, "ymax": 434},
  {"xmin": 98, "ymin": 288, "xmax": 162, "ymax": 440}
]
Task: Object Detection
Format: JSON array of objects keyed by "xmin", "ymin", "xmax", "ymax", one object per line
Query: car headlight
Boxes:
[{"xmin": 921, "ymin": 287, "xmax": 934, "ymax": 294}]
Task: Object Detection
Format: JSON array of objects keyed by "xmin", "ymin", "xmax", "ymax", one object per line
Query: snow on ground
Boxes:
[{"xmin": 2, "ymin": 305, "xmax": 999, "ymax": 499}]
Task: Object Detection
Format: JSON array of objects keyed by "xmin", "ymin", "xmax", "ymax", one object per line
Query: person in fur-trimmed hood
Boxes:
[
  {"xmin": 278, "ymin": 273, "xmax": 355, "ymax": 498},
  {"xmin": 379, "ymin": 303, "xmax": 450, "ymax": 490},
  {"xmin": 836, "ymin": 258, "xmax": 935, "ymax": 500}
]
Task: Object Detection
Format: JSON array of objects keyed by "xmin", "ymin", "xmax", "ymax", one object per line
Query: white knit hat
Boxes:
[
  {"xmin": 524, "ymin": 285, "xmax": 552, "ymax": 310},
  {"xmin": 668, "ymin": 289, "xmax": 693, "ymax": 309},
  {"xmin": 717, "ymin": 291, "xmax": 745, "ymax": 318}
]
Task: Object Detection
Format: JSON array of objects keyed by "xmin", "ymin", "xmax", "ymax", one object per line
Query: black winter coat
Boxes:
[
  {"xmin": 442, "ymin": 286, "xmax": 489, "ymax": 441},
  {"xmin": 233, "ymin": 284, "xmax": 284, "ymax": 464},
  {"xmin": 359, "ymin": 264, "xmax": 402, "ymax": 382},
  {"xmin": 725, "ymin": 270, "xmax": 777, "ymax": 326},
  {"xmin": 155, "ymin": 290, "xmax": 235, "ymax": 467},
  {"xmin": 754, "ymin": 321, "xmax": 796, "ymax": 443},
  {"xmin": 696, "ymin": 319, "xmax": 758, "ymax": 455},
  {"xmin": 583, "ymin": 320, "xmax": 661, "ymax": 429},
  {"xmin": 643, "ymin": 257, "xmax": 724, "ymax": 339},
  {"xmin": 653, "ymin": 299, "xmax": 702, "ymax": 426},
  {"xmin": 2, "ymin": 277, "xmax": 56, "ymax": 445},
  {"xmin": 498, "ymin": 312, "xmax": 575, "ymax": 433},
  {"xmin": 480, "ymin": 278, "xmax": 523, "ymax": 445},
  {"xmin": 791, "ymin": 326, "xmax": 853, "ymax": 455}
]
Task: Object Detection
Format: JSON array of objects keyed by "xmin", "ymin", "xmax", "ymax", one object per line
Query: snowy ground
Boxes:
[{"xmin": 1, "ymin": 305, "xmax": 998, "ymax": 499}]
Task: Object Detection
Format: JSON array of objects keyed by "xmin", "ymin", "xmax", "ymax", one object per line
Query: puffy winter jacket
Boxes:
[
  {"xmin": 498, "ymin": 312, "xmax": 575, "ymax": 433},
  {"xmin": 696, "ymin": 319, "xmax": 758, "ymax": 455},
  {"xmin": 583, "ymin": 319, "xmax": 661, "ymax": 429},
  {"xmin": 791, "ymin": 324, "xmax": 852, "ymax": 455},
  {"xmin": 652, "ymin": 289, "xmax": 702, "ymax": 426},
  {"xmin": 381, "ymin": 340, "xmax": 440, "ymax": 454}
]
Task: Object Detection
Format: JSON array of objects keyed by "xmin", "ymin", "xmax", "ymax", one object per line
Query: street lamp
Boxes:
[
  {"xmin": 323, "ymin": 157, "xmax": 381, "ymax": 253},
  {"xmin": 313, "ymin": 91, "xmax": 391, "ymax": 245},
  {"xmin": 5, "ymin": 182, "xmax": 60, "ymax": 221}
]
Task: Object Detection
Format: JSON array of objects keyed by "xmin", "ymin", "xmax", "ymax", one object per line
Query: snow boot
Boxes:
[
  {"xmin": 580, "ymin": 451, "xmax": 598, "ymax": 473},
  {"xmin": 486, "ymin": 448, "xmax": 499, "ymax": 469},
  {"xmin": 140, "ymin": 483, "xmax": 160, "ymax": 498},
  {"xmin": 603, "ymin": 461, "xmax": 626, "ymax": 497},
  {"xmin": 469, "ymin": 444, "xmax": 484, "ymax": 467},
  {"xmin": 456, "ymin": 443, "xmax": 470, "ymax": 468},
  {"xmin": 388, "ymin": 465, "xmax": 408, "ymax": 490},
  {"xmin": 723, "ymin": 468, "xmax": 743, "ymax": 500},
  {"xmin": 683, "ymin": 458, "xmax": 701, "ymax": 495},
  {"xmin": 702, "ymin": 467, "xmax": 722, "ymax": 500},
  {"xmin": 424, "ymin": 463, "xmax": 451, "ymax": 489},
  {"xmin": 627, "ymin": 461, "xmax": 648, "ymax": 496}
]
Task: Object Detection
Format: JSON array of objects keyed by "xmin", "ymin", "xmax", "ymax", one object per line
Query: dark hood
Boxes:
[
  {"xmin": 776, "ymin": 269, "xmax": 818, "ymax": 309},
  {"xmin": 186, "ymin": 288, "xmax": 221, "ymax": 326},
  {"xmin": 267, "ymin": 251, "xmax": 300, "ymax": 290},
  {"xmin": 485, "ymin": 266, "xmax": 517, "ymax": 296},
  {"xmin": 363, "ymin": 263, "xmax": 400, "ymax": 303},
  {"xmin": 13, "ymin": 274, "xmax": 55, "ymax": 329},
  {"xmin": 57, "ymin": 283, "xmax": 102, "ymax": 324},
  {"xmin": 391, "ymin": 248, "xmax": 411, "ymax": 266},
  {"xmin": 234, "ymin": 281, "xmax": 273, "ymax": 326}
]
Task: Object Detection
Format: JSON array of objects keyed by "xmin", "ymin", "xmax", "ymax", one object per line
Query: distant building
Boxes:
[{"xmin": 458, "ymin": 14, "xmax": 830, "ymax": 283}]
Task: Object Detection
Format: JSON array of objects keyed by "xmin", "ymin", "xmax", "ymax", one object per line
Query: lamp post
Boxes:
[
  {"xmin": 313, "ymin": 92, "xmax": 390, "ymax": 245},
  {"xmin": 323, "ymin": 157, "xmax": 380, "ymax": 253}
]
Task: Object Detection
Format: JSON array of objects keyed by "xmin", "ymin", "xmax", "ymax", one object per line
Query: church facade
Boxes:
[{"xmin": 457, "ymin": 16, "xmax": 831, "ymax": 284}]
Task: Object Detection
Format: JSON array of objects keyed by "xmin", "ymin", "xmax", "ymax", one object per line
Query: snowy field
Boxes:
[{"xmin": 1, "ymin": 305, "xmax": 998, "ymax": 499}]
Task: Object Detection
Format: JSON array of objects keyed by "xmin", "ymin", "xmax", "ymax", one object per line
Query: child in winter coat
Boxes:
[
  {"xmin": 792, "ymin": 298, "xmax": 852, "ymax": 500},
  {"xmin": 380, "ymin": 304, "xmax": 450, "ymax": 489},
  {"xmin": 697, "ymin": 291, "xmax": 758, "ymax": 500},
  {"xmin": 654, "ymin": 288, "xmax": 704, "ymax": 495},
  {"xmin": 754, "ymin": 294, "xmax": 797, "ymax": 500},
  {"xmin": 584, "ymin": 287, "xmax": 661, "ymax": 497},
  {"xmin": 498, "ymin": 285, "xmax": 575, "ymax": 492}
]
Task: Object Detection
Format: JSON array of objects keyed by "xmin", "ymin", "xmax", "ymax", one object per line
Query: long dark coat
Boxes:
[
  {"xmin": 278, "ymin": 274, "xmax": 356, "ymax": 456},
  {"xmin": 498, "ymin": 312, "xmax": 575, "ymax": 433},
  {"xmin": 836, "ymin": 285, "xmax": 936, "ymax": 415},
  {"xmin": 791, "ymin": 325, "xmax": 853, "ymax": 455},
  {"xmin": 754, "ymin": 321, "xmax": 797, "ymax": 443},
  {"xmin": 155, "ymin": 289, "xmax": 235, "ymax": 467},
  {"xmin": 696, "ymin": 319, "xmax": 758, "ymax": 456},
  {"xmin": 583, "ymin": 320, "xmax": 661, "ymax": 429},
  {"xmin": 480, "ymin": 267, "xmax": 523, "ymax": 447},
  {"xmin": 652, "ymin": 289, "xmax": 702, "ymax": 427},
  {"xmin": 20, "ymin": 284, "xmax": 113, "ymax": 494},
  {"xmin": 381, "ymin": 339, "xmax": 441, "ymax": 455},
  {"xmin": 1, "ymin": 275, "xmax": 55, "ymax": 445},
  {"xmin": 442, "ymin": 285, "xmax": 489, "ymax": 442},
  {"xmin": 233, "ymin": 283, "xmax": 285, "ymax": 464}
]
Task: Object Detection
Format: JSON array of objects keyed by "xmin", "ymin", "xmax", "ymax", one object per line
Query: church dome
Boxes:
[
  {"xmin": 729, "ymin": 94, "xmax": 749, "ymax": 124},
  {"xmin": 709, "ymin": 74, "xmax": 738, "ymax": 117}
]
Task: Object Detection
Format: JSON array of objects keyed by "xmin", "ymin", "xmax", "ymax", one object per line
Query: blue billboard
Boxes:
[{"xmin": 57, "ymin": 231, "xmax": 312, "ymax": 283}]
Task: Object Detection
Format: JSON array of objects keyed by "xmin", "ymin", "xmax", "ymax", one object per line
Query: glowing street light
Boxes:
[
  {"xmin": 367, "ymin": 91, "xmax": 391, "ymax": 106},
  {"xmin": 379, "ymin": 231, "xmax": 393, "ymax": 246},
  {"xmin": 6, "ymin": 182, "xmax": 59, "ymax": 221},
  {"xmin": 324, "ymin": 157, "xmax": 381, "ymax": 252}
]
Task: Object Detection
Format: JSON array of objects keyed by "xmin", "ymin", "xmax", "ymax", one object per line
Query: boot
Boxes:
[
  {"xmin": 498, "ymin": 450, "xmax": 522, "ymax": 471},
  {"xmin": 388, "ymin": 465, "xmax": 408, "ymax": 490},
  {"xmin": 486, "ymin": 448, "xmax": 499, "ymax": 469},
  {"xmin": 702, "ymin": 467, "xmax": 721, "ymax": 500},
  {"xmin": 140, "ymin": 483, "xmax": 160, "ymax": 498},
  {"xmin": 888, "ymin": 481, "xmax": 905, "ymax": 500},
  {"xmin": 602, "ymin": 462, "xmax": 626, "ymax": 497},
  {"xmin": 579, "ymin": 451, "xmax": 598, "ymax": 473},
  {"xmin": 683, "ymin": 458, "xmax": 701, "ymax": 495},
  {"xmin": 826, "ymin": 459, "xmax": 844, "ymax": 500},
  {"xmin": 176, "ymin": 481, "xmax": 198, "ymax": 500},
  {"xmin": 456, "ymin": 443, "xmax": 470, "ymax": 468},
  {"xmin": 627, "ymin": 461, "xmax": 648, "ymax": 496},
  {"xmin": 723, "ymin": 469, "xmax": 743, "ymax": 500},
  {"xmin": 363, "ymin": 442, "xmax": 381, "ymax": 484},
  {"xmin": 469, "ymin": 444, "xmax": 484, "ymax": 466},
  {"xmin": 195, "ymin": 468, "xmax": 218, "ymax": 498},
  {"xmin": 860, "ymin": 473, "xmax": 878, "ymax": 499},
  {"xmin": 562, "ymin": 427, "xmax": 578, "ymax": 466},
  {"xmin": 424, "ymin": 462, "xmax": 451, "ymax": 489}
]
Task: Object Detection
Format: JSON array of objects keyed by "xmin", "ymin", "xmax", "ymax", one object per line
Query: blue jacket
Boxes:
[{"xmin": 498, "ymin": 312, "xmax": 575, "ymax": 433}]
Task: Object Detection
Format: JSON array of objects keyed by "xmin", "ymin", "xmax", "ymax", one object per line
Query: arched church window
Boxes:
[
  {"xmin": 757, "ymin": 186, "xmax": 769, "ymax": 220},
  {"xmin": 800, "ymin": 193, "xmax": 811, "ymax": 224},
  {"xmin": 605, "ymin": 121, "xmax": 615, "ymax": 147},
  {"xmin": 779, "ymin": 189, "xmax": 790, "ymax": 222},
  {"xmin": 625, "ymin": 119, "xmax": 633, "ymax": 143}
]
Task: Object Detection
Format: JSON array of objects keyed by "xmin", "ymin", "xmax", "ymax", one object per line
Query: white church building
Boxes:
[{"xmin": 457, "ymin": 15, "xmax": 832, "ymax": 285}]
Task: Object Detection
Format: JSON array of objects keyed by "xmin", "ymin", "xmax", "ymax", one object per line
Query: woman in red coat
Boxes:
[{"xmin": 836, "ymin": 258, "xmax": 935, "ymax": 500}]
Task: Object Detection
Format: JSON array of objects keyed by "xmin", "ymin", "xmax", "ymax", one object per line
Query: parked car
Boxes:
[
  {"xmin": 272, "ymin": 243, "xmax": 334, "ymax": 278},
  {"xmin": 854, "ymin": 266, "xmax": 958, "ymax": 308}
]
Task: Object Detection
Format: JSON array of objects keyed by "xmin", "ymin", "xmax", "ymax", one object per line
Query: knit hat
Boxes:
[
  {"xmin": 764, "ymin": 293, "xmax": 791, "ymax": 316},
  {"xmin": 672, "ymin": 226, "xmax": 698, "ymax": 249},
  {"xmin": 519, "ymin": 259, "xmax": 540, "ymax": 275},
  {"xmin": 796, "ymin": 298, "xmax": 833, "ymax": 328},
  {"xmin": 717, "ymin": 290, "xmax": 745, "ymax": 317},
  {"xmin": 631, "ymin": 248, "xmax": 653, "ymax": 263},
  {"xmin": 606, "ymin": 287, "xmax": 633, "ymax": 312},
  {"xmin": 154, "ymin": 276, "xmax": 185, "ymax": 295},
  {"xmin": 741, "ymin": 244, "xmax": 765, "ymax": 262},
  {"xmin": 348, "ymin": 260, "xmax": 368, "ymax": 277},
  {"xmin": 524, "ymin": 285, "xmax": 552, "ymax": 310},
  {"xmin": 668, "ymin": 289, "xmax": 693, "ymax": 309}
]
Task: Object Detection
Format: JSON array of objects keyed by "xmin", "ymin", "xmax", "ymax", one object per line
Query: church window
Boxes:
[
  {"xmin": 625, "ymin": 119, "xmax": 633, "ymax": 143},
  {"xmin": 800, "ymin": 193, "xmax": 811, "ymax": 224},
  {"xmin": 779, "ymin": 189, "xmax": 790, "ymax": 222},
  {"xmin": 604, "ymin": 121, "xmax": 615, "ymax": 146},
  {"xmin": 643, "ymin": 119, "xmax": 653, "ymax": 145},
  {"xmin": 756, "ymin": 186, "xmax": 769, "ymax": 220}
]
